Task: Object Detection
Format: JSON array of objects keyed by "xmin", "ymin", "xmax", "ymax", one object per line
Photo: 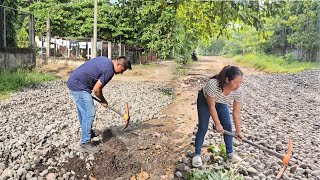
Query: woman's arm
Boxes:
[
  {"xmin": 206, "ymin": 95, "xmax": 224, "ymax": 133},
  {"xmin": 233, "ymin": 100, "xmax": 243, "ymax": 139}
]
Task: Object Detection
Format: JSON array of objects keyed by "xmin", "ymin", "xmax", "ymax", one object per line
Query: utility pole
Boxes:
[
  {"xmin": 46, "ymin": 11, "xmax": 50, "ymax": 60},
  {"xmin": 92, "ymin": 0, "xmax": 98, "ymax": 58}
]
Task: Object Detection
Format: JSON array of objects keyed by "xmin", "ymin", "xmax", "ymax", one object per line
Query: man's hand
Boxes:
[
  {"xmin": 100, "ymin": 101, "xmax": 108, "ymax": 108},
  {"xmin": 215, "ymin": 123, "xmax": 224, "ymax": 134}
]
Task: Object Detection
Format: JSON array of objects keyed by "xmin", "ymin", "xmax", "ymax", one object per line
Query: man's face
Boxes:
[{"xmin": 114, "ymin": 61, "xmax": 126, "ymax": 74}]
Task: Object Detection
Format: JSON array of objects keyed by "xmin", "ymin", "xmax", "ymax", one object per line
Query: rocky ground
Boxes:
[
  {"xmin": 0, "ymin": 80, "xmax": 176, "ymax": 179},
  {"xmin": 179, "ymin": 70, "xmax": 320, "ymax": 180},
  {"xmin": 0, "ymin": 57, "xmax": 319, "ymax": 180}
]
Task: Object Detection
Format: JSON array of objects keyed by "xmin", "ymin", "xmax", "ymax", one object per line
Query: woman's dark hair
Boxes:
[{"xmin": 211, "ymin": 65, "xmax": 243, "ymax": 91}]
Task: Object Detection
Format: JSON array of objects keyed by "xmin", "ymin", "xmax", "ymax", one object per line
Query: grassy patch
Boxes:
[
  {"xmin": 175, "ymin": 60, "xmax": 193, "ymax": 76},
  {"xmin": 187, "ymin": 169, "xmax": 244, "ymax": 180},
  {"xmin": 233, "ymin": 53, "xmax": 319, "ymax": 73},
  {"xmin": 135, "ymin": 62, "xmax": 160, "ymax": 69},
  {"xmin": 0, "ymin": 69, "xmax": 56, "ymax": 99}
]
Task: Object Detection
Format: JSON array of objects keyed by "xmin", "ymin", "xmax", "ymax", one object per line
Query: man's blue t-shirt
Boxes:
[{"xmin": 67, "ymin": 56, "xmax": 114, "ymax": 92}]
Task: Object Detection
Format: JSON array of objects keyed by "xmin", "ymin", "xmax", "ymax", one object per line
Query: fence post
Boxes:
[
  {"xmin": 29, "ymin": 13, "xmax": 35, "ymax": 48},
  {"xmin": 123, "ymin": 44, "xmax": 125, "ymax": 56},
  {"xmin": 3, "ymin": 7, "xmax": 6, "ymax": 48},
  {"xmin": 108, "ymin": 41, "xmax": 111, "ymax": 59},
  {"xmin": 46, "ymin": 11, "xmax": 50, "ymax": 59},
  {"xmin": 118, "ymin": 42, "xmax": 121, "ymax": 56}
]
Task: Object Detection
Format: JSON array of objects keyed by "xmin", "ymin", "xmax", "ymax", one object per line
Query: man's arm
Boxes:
[{"xmin": 93, "ymin": 79, "xmax": 108, "ymax": 108}]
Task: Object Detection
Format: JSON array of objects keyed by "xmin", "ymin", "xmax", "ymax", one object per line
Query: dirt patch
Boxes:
[{"xmin": 63, "ymin": 157, "xmax": 90, "ymax": 179}]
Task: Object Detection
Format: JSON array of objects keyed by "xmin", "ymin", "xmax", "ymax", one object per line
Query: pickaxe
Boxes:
[
  {"xmin": 92, "ymin": 96, "xmax": 130, "ymax": 130},
  {"xmin": 224, "ymin": 130, "xmax": 292, "ymax": 179}
]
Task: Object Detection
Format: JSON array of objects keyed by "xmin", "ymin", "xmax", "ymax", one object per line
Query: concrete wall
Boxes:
[
  {"xmin": 0, "ymin": 48, "xmax": 36, "ymax": 70},
  {"xmin": 36, "ymin": 57, "xmax": 86, "ymax": 67}
]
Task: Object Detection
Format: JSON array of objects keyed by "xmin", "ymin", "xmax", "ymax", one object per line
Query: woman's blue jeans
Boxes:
[
  {"xmin": 195, "ymin": 89, "xmax": 233, "ymax": 156},
  {"xmin": 70, "ymin": 90, "xmax": 95, "ymax": 144}
]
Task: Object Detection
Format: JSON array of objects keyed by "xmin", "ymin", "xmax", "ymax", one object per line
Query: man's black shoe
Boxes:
[{"xmin": 80, "ymin": 142, "xmax": 100, "ymax": 153}]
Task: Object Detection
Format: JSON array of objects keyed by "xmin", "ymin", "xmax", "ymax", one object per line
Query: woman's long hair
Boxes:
[{"xmin": 211, "ymin": 65, "xmax": 243, "ymax": 91}]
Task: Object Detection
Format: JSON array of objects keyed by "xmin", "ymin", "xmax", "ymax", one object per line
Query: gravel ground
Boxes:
[
  {"xmin": 1, "ymin": 70, "xmax": 319, "ymax": 180},
  {"xmin": 0, "ymin": 80, "xmax": 173, "ymax": 180},
  {"xmin": 184, "ymin": 70, "xmax": 320, "ymax": 180}
]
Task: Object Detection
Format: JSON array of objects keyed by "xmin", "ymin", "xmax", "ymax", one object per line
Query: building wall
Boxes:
[{"xmin": 0, "ymin": 48, "xmax": 36, "ymax": 70}]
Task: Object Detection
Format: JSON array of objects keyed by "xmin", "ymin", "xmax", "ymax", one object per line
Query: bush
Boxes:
[{"xmin": 283, "ymin": 52, "xmax": 296, "ymax": 63}]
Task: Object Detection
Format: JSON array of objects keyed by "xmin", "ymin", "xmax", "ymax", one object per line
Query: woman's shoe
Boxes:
[{"xmin": 192, "ymin": 155, "xmax": 203, "ymax": 167}]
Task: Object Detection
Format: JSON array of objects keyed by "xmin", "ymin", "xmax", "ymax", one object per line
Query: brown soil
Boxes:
[{"xmin": 37, "ymin": 56, "xmax": 258, "ymax": 180}]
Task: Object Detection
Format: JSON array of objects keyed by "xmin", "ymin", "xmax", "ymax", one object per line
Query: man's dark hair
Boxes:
[
  {"xmin": 211, "ymin": 65, "xmax": 243, "ymax": 91},
  {"xmin": 118, "ymin": 56, "xmax": 132, "ymax": 70}
]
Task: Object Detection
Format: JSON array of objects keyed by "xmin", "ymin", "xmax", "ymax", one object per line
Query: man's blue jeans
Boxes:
[
  {"xmin": 70, "ymin": 90, "xmax": 95, "ymax": 144},
  {"xmin": 195, "ymin": 89, "xmax": 233, "ymax": 156}
]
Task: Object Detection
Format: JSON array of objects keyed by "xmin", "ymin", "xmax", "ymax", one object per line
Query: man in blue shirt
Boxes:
[{"xmin": 67, "ymin": 56, "xmax": 132, "ymax": 153}]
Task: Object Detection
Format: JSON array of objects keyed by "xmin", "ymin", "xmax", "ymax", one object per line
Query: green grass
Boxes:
[
  {"xmin": 0, "ymin": 69, "xmax": 56, "ymax": 99},
  {"xmin": 175, "ymin": 59, "xmax": 194, "ymax": 76},
  {"xmin": 187, "ymin": 169, "xmax": 244, "ymax": 180},
  {"xmin": 233, "ymin": 53, "xmax": 319, "ymax": 73},
  {"xmin": 135, "ymin": 62, "xmax": 160, "ymax": 68}
]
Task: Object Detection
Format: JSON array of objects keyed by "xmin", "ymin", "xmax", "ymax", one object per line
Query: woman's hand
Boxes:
[
  {"xmin": 236, "ymin": 131, "xmax": 244, "ymax": 141},
  {"xmin": 215, "ymin": 123, "xmax": 224, "ymax": 134}
]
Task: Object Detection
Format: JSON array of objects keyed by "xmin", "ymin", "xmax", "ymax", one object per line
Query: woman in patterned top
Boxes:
[{"xmin": 192, "ymin": 65, "xmax": 244, "ymax": 167}]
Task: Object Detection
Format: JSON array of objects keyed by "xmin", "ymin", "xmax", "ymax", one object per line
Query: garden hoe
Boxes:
[
  {"xmin": 224, "ymin": 130, "xmax": 292, "ymax": 179},
  {"xmin": 92, "ymin": 96, "xmax": 130, "ymax": 130}
]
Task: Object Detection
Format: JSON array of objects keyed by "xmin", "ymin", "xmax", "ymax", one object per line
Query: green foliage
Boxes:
[
  {"xmin": 234, "ymin": 53, "xmax": 318, "ymax": 73},
  {"xmin": 285, "ymin": 1, "xmax": 320, "ymax": 51},
  {"xmin": 199, "ymin": 38, "xmax": 226, "ymax": 56},
  {"xmin": 176, "ymin": 1, "xmax": 285, "ymax": 44},
  {"xmin": 187, "ymin": 143, "xmax": 244, "ymax": 180},
  {"xmin": 174, "ymin": 60, "xmax": 189, "ymax": 75},
  {"xmin": 23, "ymin": 0, "xmax": 285, "ymax": 65},
  {"xmin": 136, "ymin": 0, "xmax": 179, "ymax": 59},
  {"xmin": 187, "ymin": 169, "xmax": 244, "ymax": 180},
  {"xmin": 1, "ymin": 1, "xmax": 19, "ymax": 47},
  {"xmin": 283, "ymin": 52, "xmax": 297, "ymax": 62},
  {"xmin": 17, "ymin": 27, "xmax": 30, "ymax": 48},
  {"xmin": 208, "ymin": 144, "xmax": 227, "ymax": 159},
  {"xmin": 261, "ymin": 1, "xmax": 320, "ymax": 61},
  {"xmin": 158, "ymin": 87, "xmax": 174, "ymax": 96},
  {"xmin": 0, "ymin": 69, "xmax": 56, "ymax": 99}
]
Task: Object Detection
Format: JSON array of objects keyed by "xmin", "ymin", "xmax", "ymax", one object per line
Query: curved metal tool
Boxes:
[
  {"xmin": 92, "ymin": 96, "xmax": 130, "ymax": 130},
  {"xmin": 224, "ymin": 130, "xmax": 292, "ymax": 179}
]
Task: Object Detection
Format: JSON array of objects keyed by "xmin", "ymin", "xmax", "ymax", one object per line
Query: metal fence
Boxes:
[
  {"xmin": 0, "ymin": 5, "xmax": 156, "ymax": 64},
  {"xmin": 0, "ymin": 5, "xmax": 35, "ymax": 48},
  {"xmin": 36, "ymin": 36, "xmax": 156, "ymax": 64}
]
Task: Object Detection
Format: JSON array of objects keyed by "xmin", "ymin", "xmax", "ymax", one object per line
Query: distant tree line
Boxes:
[{"xmin": 4, "ymin": 0, "xmax": 286, "ymax": 62}]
